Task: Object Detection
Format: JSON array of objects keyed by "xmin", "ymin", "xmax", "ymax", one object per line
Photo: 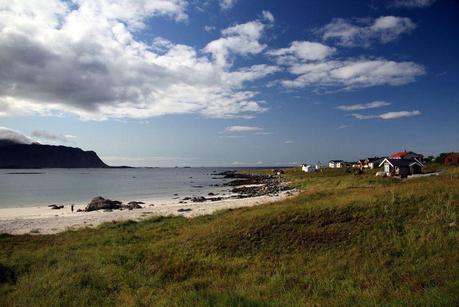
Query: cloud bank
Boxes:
[
  {"xmin": 0, "ymin": 0, "xmax": 276, "ymax": 120},
  {"xmin": 280, "ymin": 58, "xmax": 425, "ymax": 90},
  {"xmin": 31, "ymin": 130, "xmax": 71, "ymax": 143},
  {"xmin": 0, "ymin": 127, "xmax": 33, "ymax": 144},
  {"xmin": 224, "ymin": 126, "xmax": 264, "ymax": 132},
  {"xmin": 352, "ymin": 110, "xmax": 421, "ymax": 120},
  {"xmin": 319, "ymin": 16, "xmax": 416, "ymax": 47},
  {"xmin": 389, "ymin": 0, "xmax": 436, "ymax": 8},
  {"xmin": 337, "ymin": 101, "xmax": 391, "ymax": 111}
]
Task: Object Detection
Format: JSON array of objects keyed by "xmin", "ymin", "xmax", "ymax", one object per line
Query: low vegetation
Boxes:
[{"xmin": 1, "ymin": 165, "xmax": 458, "ymax": 306}]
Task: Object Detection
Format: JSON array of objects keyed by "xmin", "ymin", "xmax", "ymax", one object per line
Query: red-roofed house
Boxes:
[{"xmin": 389, "ymin": 150, "xmax": 423, "ymax": 161}]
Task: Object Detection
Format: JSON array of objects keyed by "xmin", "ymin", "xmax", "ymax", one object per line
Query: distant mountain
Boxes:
[{"xmin": 0, "ymin": 142, "xmax": 108, "ymax": 168}]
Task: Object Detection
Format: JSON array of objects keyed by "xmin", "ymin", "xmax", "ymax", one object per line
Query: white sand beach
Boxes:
[{"xmin": 0, "ymin": 191, "xmax": 297, "ymax": 235}]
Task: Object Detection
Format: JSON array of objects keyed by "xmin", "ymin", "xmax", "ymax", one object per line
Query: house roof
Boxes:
[
  {"xmin": 369, "ymin": 158, "xmax": 384, "ymax": 165},
  {"xmin": 379, "ymin": 158, "xmax": 423, "ymax": 168},
  {"xmin": 389, "ymin": 151, "xmax": 423, "ymax": 159},
  {"xmin": 329, "ymin": 160, "xmax": 343, "ymax": 163},
  {"xmin": 390, "ymin": 150, "xmax": 411, "ymax": 158}
]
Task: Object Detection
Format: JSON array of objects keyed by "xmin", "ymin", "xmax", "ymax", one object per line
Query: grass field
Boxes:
[{"xmin": 1, "ymin": 165, "xmax": 458, "ymax": 306}]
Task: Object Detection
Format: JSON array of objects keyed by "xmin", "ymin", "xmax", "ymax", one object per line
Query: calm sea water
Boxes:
[{"xmin": 0, "ymin": 168, "xmax": 241, "ymax": 209}]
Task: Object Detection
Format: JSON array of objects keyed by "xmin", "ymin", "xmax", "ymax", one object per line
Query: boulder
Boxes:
[
  {"xmin": 85, "ymin": 197, "xmax": 122, "ymax": 211},
  {"xmin": 125, "ymin": 202, "xmax": 143, "ymax": 210},
  {"xmin": 127, "ymin": 201, "xmax": 144, "ymax": 206},
  {"xmin": 48, "ymin": 204, "xmax": 64, "ymax": 210}
]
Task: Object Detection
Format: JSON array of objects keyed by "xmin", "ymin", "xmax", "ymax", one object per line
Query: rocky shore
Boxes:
[
  {"xmin": 71, "ymin": 171, "xmax": 293, "ymax": 211},
  {"xmin": 0, "ymin": 170, "xmax": 298, "ymax": 235}
]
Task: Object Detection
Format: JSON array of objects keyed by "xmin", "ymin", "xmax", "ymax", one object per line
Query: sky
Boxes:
[{"xmin": 0, "ymin": 0, "xmax": 458, "ymax": 166}]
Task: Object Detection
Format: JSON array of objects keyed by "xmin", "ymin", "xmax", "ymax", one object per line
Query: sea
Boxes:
[{"xmin": 0, "ymin": 167, "xmax": 248, "ymax": 209}]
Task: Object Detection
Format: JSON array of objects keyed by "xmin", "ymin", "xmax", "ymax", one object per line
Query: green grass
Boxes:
[{"xmin": 0, "ymin": 165, "xmax": 458, "ymax": 306}]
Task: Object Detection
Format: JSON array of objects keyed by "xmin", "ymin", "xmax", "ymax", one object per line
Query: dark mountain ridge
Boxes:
[{"xmin": 0, "ymin": 142, "xmax": 108, "ymax": 168}]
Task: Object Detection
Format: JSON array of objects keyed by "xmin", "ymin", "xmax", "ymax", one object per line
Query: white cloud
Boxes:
[
  {"xmin": 281, "ymin": 58, "xmax": 425, "ymax": 90},
  {"xmin": 0, "ymin": 1, "xmax": 276, "ymax": 120},
  {"xmin": 338, "ymin": 125, "xmax": 350, "ymax": 129},
  {"xmin": 319, "ymin": 16, "xmax": 416, "ymax": 47},
  {"xmin": 0, "ymin": 127, "xmax": 33, "ymax": 144},
  {"xmin": 224, "ymin": 126, "xmax": 263, "ymax": 132},
  {"xmin": 285, "ymin": 140, "xmax": 294, "ymax": 144},
  {"xmin": 204, "ymin": 21, "xmax": 267, "ymax": 67},
  {"xmin": 220, "ymin": 0, "xmax": 237, "ymax": 10},
  {"xmin": 389, "ymin": 0, "xmax": 435, "ymax": 8},
  {"xmin": 352, "ymin": 110, "xmax": 421, "ymax": 120},
  {"xmin": 31, "ymin": 130, "xmax": 70, "ymax": 143},
  {"xmin": 204, "ymin": 25, "xmax": 216, "ymax": 33},
  {"xmin": 267, "ymin": 41, "xmax": 335, "ymax": 64},
  {"xmin": 261, "ymin": 10, "xmax": 274, "ymax": 23},
  {"xmin": 337, "ymin": 101, "xmax": 391, "ymax": 111}
]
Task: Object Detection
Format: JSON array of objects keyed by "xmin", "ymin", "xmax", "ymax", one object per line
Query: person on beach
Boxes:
[{"xmin": 71, "ymin": 204, "xmax": 74, "ymax": 212}]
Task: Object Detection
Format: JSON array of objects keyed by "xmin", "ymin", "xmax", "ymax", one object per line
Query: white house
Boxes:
[
  {"xmin": 328, "ymin": 160, "xmax": 343, "ymax": 168},
  {"xmin": 301, "ymin": 164, "xmax": 315, "ymax": 173}
]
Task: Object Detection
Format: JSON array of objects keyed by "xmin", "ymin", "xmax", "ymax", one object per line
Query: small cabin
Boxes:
[
  {"xmin": 379, "ymin": 158, "xmax": 423, "ymax": 178},
  {"xmin": 328, "ymin": 160, "xmax": 343, "ymax": 168},
  {"xmin": 444, "ymin": 153, "xmax": 459, "ymax": 166}
]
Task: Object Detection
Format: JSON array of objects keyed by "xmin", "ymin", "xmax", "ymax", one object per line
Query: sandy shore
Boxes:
[{"xmin": 0, "ymin": 191, "xmax": 296, "ymax": 235}]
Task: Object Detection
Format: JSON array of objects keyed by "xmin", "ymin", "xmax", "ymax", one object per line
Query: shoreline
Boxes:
[
  {"xmin": 0, "ymin": 191, "xmax": 297, "ymax": 235},
  {"xmin": 0, "ymin": 171, "xmax": 297, "ymax": 235}
]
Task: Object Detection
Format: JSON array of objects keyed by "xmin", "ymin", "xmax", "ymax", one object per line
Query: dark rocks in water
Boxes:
[
  {"xmin": 182, "ymin": 197, "xmax": 191, "ymax": 201},
  {"xmin": 48, "ymin": 204, "xmax": 64, "ymax": 210},
  {"xmin": 84, "ymin": 197, "xmax": 146, "ymax": 212},
  {"xmin": 192, "ymin": 185, "xmax": 203, "ymax": 188},
  {"xmin": 125, "ymin": 202, "xmax": 143, "ymax": 210},
  {"xmin": 177, "ymin": 208, "xmax": 192, "ymax": 212},
  {"xmin": 76, "ymin": 209, "xmax": 84, "ymax": 212},
  {"xmin": 208, "ymin": 192, "xmax": 215, "ymax": 196},
  {"xmin": 214, "ymin": 171, "xmax": 252, "ymax": 179},
  {"xmin": 173, "ymin": 193, "xmax": 178, "ymax": 196},
  {"xmin": 0, "ymin": 142, "xmax": 108, "ymax": 168},
  {"xmin": 128, "ymin": 201, "xmax": 144, "ymax": 206},
  {"xmin": 85, "ymin": 197, "xmax": 122, "ymax": 211},
  {"xmin": 191, "ymin": 196, "xmax": 206, "ymax": 203}
]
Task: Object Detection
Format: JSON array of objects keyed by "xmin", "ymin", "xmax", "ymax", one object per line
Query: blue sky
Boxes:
[{"xmin": 0, "ymin": 0, "xmax": 458, "ymax": 166}]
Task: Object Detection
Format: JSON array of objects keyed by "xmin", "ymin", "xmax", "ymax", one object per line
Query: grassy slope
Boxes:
[{"xmin": 0, "ymin": 166, "xmax": 458, "ymax": 306}]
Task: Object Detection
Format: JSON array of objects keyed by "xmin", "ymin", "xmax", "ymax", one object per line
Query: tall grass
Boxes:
[{"xmin": 0, "ymin": 165, "xmax": 458, "ymax": 306}]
